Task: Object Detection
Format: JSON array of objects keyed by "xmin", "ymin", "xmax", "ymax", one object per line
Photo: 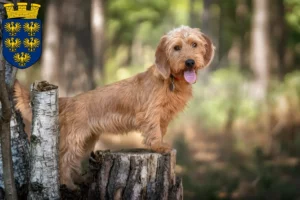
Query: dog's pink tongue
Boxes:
[{"xmin": 184, "ymin": 70, "xmax": 197, "ymax": 84}]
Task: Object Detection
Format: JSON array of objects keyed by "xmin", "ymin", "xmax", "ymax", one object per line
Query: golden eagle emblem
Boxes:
[
  {"xmin": 4, "ymin": 22, "xmax": 21, "ymax": 36},
  {"xmin": 23, "ymin": 21, "xmax": 40, "ymax": 36},
  {"xmin": 14, "ymin": 52, "xmax": 31, "ymax": 66},
  {"xmin": 23, "ymin": 37, "xmax": 40, "ymax": 52},
  {"xmin": 4, "ymin": 38, "xmax": 21, "ymax": 52}
]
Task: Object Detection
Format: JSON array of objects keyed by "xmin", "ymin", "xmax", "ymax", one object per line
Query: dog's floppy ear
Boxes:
[
  {"xmin": 201, "ymin": 33, "xmax": 215, "ymax": 67},
  {"xmin": 155, "ymin": 36, "xmax": 170, "ymax": 79}
]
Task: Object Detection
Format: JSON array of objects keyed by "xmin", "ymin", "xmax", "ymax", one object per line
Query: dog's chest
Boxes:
[{"xmin": 159, "ymin": 91, "xmax": 191, "ymax": 122}]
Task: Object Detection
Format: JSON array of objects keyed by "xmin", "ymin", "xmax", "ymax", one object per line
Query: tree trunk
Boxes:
[
  {"xmin": 275, "ymin": 0, "xmax": 286, "ymax": 81},
  {"xmin": 201, "ymin": 0, "xmax": 212, "ymax": 35},
  {"xmin": 0, "ymin": 3, "xmax": 28, "ymax": 199},
  {"xmin": 0, "ymin": 53, "xmax": 17, "ymax": 200},
  {"xmin": 41, "ymin": 0, "xmax": 61, "ymax": 87},
  {"xmin": 199, "ymin": 0, "xmax": 214, "ymax": 79},
  {"xmin": 189, "ymin": 0, "xmax": 196, "ymax": 27},
  {"xmin": 58, "ymin": 0, "xmax": 95, "ymax": 96},
  {"xmin": 42, "ymin": 0, "xmax": 101, "ymax": 96},
  {"xmin": 236, "ymin": 0, "xmax": 249, "ymax": 71},
  {"xmin": 0, "ymin": 53, "xmax": 30, "ymax": 200},
  {"xmin": 250, "ymin": 0, "xmax": 271, "ymax": 100},
  {"xmin": 91, "ymin": 0, "xmax": 105, "ymax": 84},
  {"xmin": 28, "ymin": 81, "xmax": 60, "ymax": 200},
  {"xmin": 61, "ymin": 149, "xmax": 183, "ymax": 200},
  {"xmin": 218, "ymin": 0, "xmax": 224, "ymax": 63},
  {"xmin": 2, "ymin": 47, "xmax": 29, "ymax": 200}
]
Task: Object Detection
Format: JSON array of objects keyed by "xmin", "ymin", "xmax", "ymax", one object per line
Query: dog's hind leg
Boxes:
[
  {"xmin": 59, "ymin": 125, "xmax": 94, "ymax": 190},
  {"xmin": 59, "ymin": 152, "xmax": 80, "ymax": 190},
  {"xmin": 60, "ymin": 145, "xmax": 87, "ymax": 190}
]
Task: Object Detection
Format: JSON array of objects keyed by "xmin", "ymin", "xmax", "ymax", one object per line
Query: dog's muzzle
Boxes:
[{"xmin": 184, "ymin": 59, "xmax": 196, "ymax": 84}]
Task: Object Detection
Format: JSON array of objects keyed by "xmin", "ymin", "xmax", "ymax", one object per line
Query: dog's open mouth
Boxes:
[{"xmin": 183, "ymin": 69, "xmax": 197, "ymax": 84}]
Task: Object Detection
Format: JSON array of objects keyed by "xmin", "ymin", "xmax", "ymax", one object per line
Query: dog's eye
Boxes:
[
  {"xmin": 174, "ymin": 45, "xmax": 181, "ymax": 51},
  {"xmin": 192, "ymin": 42, "xmax": 197, "ymax": 48}
]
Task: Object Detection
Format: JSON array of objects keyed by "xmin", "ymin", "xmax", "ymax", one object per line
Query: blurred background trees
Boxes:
[{"xmin": 18, "ymin": 0, "xmax": 300, "ymax": 199}]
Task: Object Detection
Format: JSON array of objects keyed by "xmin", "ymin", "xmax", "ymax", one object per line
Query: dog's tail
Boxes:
[{"xmin": 14, "ymin": 80, "xmax": 32, "ymax": 136}]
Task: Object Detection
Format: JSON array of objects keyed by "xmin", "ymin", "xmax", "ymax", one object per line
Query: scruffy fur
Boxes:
[{"xmin": 14, "ymin": 26, "xmax": 214, "ymax": 189}]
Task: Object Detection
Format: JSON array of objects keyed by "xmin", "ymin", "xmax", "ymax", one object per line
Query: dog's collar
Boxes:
[
  {"xmin": 169, "ymin": 74, "xmax": 178, "ymax": 91},
  {"xmin": 171, "ymin": 74, "xmax": 182, "ymax": 81},
  {"xmin": 169, "ymin": 74, "xmax": 184, "ymax": 91}
]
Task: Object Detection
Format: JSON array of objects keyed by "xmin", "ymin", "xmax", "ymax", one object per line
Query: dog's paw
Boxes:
[
  {"xmin": 61, "ymin": 178, "xmax": 80, "ymax": 191},
  {"xmin": 65, "ymin": 183, "xmax": 80, "ymax": 191},
  {"xmin": 151, "ymin": 143, "xmax": 172, "ymax": 154}
]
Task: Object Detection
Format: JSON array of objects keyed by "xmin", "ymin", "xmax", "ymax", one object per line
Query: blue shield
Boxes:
[{"xmin": 2, "ymin": 19, "xmax": 42, "ymax": 69}]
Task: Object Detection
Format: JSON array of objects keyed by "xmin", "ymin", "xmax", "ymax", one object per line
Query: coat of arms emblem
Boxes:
[{"xmin": 2, "ymin": 3, "xmax": 41, "ymax": 69}]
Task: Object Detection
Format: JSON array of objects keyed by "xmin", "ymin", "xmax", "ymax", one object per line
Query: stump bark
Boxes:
[
  {"xmin": 28, "ymin": 81, "xmax": 60, "ymax": 200},
  {"xmin": 61, "ymin": 149, "xmax": 183, "ymax": 200}
]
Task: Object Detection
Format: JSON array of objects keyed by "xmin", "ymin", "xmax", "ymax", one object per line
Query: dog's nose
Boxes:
[{"xmin": 185, "ymin": 59, "xmax": 195, "ymax": 68}]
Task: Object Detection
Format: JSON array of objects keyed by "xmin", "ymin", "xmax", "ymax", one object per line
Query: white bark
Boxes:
[
  {"xmin": 41, "ymin": 0, "xmax": 61, "ymax": 87},
  {"xmin": 91, "ymin": 0, "xmax": 105, "ymax": 83},
  {"xmin": 250, "ymin": 0, "xmax": 270, "ymax": 100},
  {"xmin": 28, "ymin": 81, "xmax": 60, "ymax": 200}
]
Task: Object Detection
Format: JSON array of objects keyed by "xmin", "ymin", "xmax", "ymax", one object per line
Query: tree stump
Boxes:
[{"xmin": 61, "ymin": 149, "xmax": 183, "ymax": 200}]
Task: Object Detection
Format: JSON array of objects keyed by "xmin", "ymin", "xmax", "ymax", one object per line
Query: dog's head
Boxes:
[{"xmin": 155, "ymin": 26, "xmax": 215, "ymax": 84}]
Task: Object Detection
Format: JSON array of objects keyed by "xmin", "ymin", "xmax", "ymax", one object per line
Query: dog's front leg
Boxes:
[
  {"xmin": 142, "ymin": 123, "xmax": 172, "ymax": 153},
  {"xmin": 161, "ymin": 123, "xmax": 168, "ymax": 137}
]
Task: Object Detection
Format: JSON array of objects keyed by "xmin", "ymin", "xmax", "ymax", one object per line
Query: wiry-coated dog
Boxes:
[{"xmin": 14, "ymin": 26, "xmax": 214, "ymax": 189}]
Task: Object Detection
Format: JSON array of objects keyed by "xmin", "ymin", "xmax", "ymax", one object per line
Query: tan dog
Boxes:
[{"xmin": 14, "ymin": 26, "xmax": 214, "ymax": 189}]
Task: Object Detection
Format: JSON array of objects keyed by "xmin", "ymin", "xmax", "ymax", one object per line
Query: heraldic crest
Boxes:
[{"xmin": 2, "ymin": 3, "xmax": 41, "ymax": 69}]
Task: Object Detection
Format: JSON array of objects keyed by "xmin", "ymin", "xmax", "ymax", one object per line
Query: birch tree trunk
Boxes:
[
  {"xmin": 250, "ymin": 0, "xmax": 271, "ymax": 100},
  {"xmin": 28, "ymin": 81, "xmax": 60, "ymax": 200},
  {"xmin": 61, "ymin": 149, "xmax": 183, "ymax": 200},
  {"xmin": 41, "ymin": 0, "xmax": 61, "ymax": 87},
  {"xmin": 91, "ymin": 0, "xmax": 105, "ymax": 84}
]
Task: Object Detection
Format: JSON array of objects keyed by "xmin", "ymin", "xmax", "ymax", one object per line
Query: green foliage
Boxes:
[
  {"xmin": 285, "ymin": 0, "xmax": 300, "ymax": 33},
  {"xmin": 183, "ymin": 67, "xmax": 259, "ymax": 131},
  {"xmin": 283, "ymin": 71, "xmax": 300, "ymax": 97},
  {"xmin": 269, "ymin": 71, "xmax": 300, "ymax": 114},
  {"xmin": 284, "ymin": 0, "xmax": 300, "ymax": 65},
  {"xmin": 107, "ymin": 0, "xmax": 170, "ymax": 47}
]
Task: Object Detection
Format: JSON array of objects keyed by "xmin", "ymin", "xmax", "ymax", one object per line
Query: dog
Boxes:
[{"xmin": 14, "ymin": 26, "xmax": 214, "ymax": 189}]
